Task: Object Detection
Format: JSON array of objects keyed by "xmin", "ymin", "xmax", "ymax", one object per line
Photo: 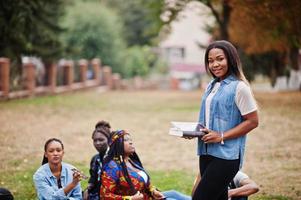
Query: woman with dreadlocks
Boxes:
[{"xmin": 100, "ymin": 130, "xmax": 191, "ymax": 200}]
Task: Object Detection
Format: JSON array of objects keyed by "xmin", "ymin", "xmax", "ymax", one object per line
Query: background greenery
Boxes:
[
  {"xmin": 1, "ymin": 0, "xmax": 300, "ymax": 84},
  {"xmin": 61, "ymin": 1, "xmax": 126, "ymax": 74}
]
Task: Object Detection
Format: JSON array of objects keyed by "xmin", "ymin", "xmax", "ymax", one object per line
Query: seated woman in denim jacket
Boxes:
[
  {"xmin": 100, "ymin": 130, "xmax": 190, "ymax": 200},
  {"xmin": 33, "ymin": 138, "xmax": 83, "ymax": 200}
]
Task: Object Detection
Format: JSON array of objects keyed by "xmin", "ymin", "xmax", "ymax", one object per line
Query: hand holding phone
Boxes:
[{"xmin": 71, "ymin": 168, "xmax": 89, "ymax": 180}]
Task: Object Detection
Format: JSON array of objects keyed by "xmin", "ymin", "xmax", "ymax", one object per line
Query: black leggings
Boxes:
[{"xmin": 192, "ymin": 155, "xmax": 240, "ymax": 200}]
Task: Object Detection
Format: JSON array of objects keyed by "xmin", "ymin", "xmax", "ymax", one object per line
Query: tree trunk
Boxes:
[
  {"xmin": 270, "ymin": 52, "xmax": 286, "ymax": 87},
  {"xmin": 220, "ymin": 0, "xmax": 231, "ymax": 40},
  {"xmin": 289, "ymin": 46, "xmax": 300, "ymax": 70}
]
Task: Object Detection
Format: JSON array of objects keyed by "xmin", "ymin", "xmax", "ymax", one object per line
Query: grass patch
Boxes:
[
  {"xmin": 149, "ymin": 170, "xmax": 194, "ymax": 195},
  {"xmin": 0, "ymin": 90, "xmax": 300, "ymax": 200},
  {"xmin": 252, "ymin": 195, "xmax": 293, "ymax": 200},
  {"xmin": 0, "ymin": 167, "xmax": 37, "ymax": 200},
  {"xmin": 0, "ymin": 166, "xmax": 292, "ymax": 200}
]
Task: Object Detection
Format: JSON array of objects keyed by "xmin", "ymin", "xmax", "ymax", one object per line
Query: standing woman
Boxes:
[
  {"xmin": 33, "ymin": 138, "xmax": 83, "ymax": 200},
  {"xmin": 193, "ymin": 40, "xmax": 259, "ymax": 200}
]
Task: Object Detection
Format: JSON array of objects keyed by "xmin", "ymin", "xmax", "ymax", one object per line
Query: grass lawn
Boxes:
[{"xmin": 0, "ymin": 89, "xmax": 300, "ymax": 200}]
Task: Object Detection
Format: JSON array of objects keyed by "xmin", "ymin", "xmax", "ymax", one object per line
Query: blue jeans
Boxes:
[{"xmin": 163, "ymin": 190, "xmax": 191, "ymax": 200}]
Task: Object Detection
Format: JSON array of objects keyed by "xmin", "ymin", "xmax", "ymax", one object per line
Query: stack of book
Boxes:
[{"xmin": 169, "ymin": 121, "xmax": 207, "ymax": 138}]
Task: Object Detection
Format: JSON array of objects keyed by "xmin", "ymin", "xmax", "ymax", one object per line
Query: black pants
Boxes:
[{"xmin": 192, "ymin": 155, "xmax": 240, "ymax": 200}]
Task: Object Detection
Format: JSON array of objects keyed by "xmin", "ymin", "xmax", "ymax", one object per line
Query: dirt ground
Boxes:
[{"xmin": 0, "ymin": 89, "xmax": 300, "ymax": 199}]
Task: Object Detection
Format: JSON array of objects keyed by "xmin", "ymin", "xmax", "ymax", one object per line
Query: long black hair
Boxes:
[
  {"xmin": 204, "ymin": 40, "xmax": 248, "ymax": 84},
  {"xmin": 42, "ymin": 138, "xmax": 64, "ymax": 165},
  {"xmin": 103, "ymin": 130, "xmax": 144, "ymax": 195}
]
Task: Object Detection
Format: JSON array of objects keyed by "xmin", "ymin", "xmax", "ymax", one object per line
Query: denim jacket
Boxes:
[
  {"xmin": 33, "ymin": 162, "xmax": 82, "ymax": 200},
  {"xmin": 198, "ymin": 75, "xmax": 245, "ymax": 168}
]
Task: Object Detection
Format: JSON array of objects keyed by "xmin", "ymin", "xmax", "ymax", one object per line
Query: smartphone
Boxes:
[{"xmin": 71, "ymin": 168, "xmax": 89, "ymax": 180}]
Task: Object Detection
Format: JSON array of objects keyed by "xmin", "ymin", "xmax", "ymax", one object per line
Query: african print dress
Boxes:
[{"xmin": 100, "ymin": 160, "xmax": 156, "ymax": 200}]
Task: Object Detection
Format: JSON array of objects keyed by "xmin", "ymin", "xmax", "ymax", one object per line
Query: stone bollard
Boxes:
[
  {"xmin": 112, "ymin": 73, "xmax": 121, "ymax": 90},
  {"xmin": 45, "ymin": 62, "xmax": 57, "ymax": 93},
  {"xmin": 79, "ymin": 59, "xmax": 88, "ymax": 86},
  {"xmin": 63, "ymin": 61, "xmax": 74, "ymax": 89},
  {"xmin": 134, "ymin": 76, "xmax": 143, "ymax": 90},
  {"xmin": 23, "ymin": 60, "xmax": 36, "ymax": 95},
  {"xmin": 103, "ymin": 66, "xmax": 113, "ymax": 89},
  {"xmin": 91, "ymin": 58, "xmax": 101, "ymax": 84},
  {"xmin": 0, "ymin": 58, "xmax": 10, "ymax": 98},
  {"xmin": 170, "ymin": 77, "xmax": 179, "ymax": 90}
]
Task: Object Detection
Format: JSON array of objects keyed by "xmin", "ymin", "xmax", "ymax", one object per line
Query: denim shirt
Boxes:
[
  {"xmin": 33, "ymin": 162, "xmax": 82, "ymax": 200},
  {"xmin": 198, "ymin": 75, "xmax": 245, "ymax": 168}
]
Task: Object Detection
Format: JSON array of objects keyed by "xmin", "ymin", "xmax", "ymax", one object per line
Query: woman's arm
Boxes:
[
  {"xmin": 146, "ymin": 183, "xmax": 165, "ymax": 200},
  {"xmin": 202, "ymin": 110, "xmax": 258, "ymax": 144},
  {"xmin": 228, "ymin": 178, "xmax": 259, "ymax": 198},
  {"xmin": 224, "ymin": 111, "xmax": 258, "ymax": 140},
  {"xmin": 63, "ymin": 170, "xmax": 82, "ymax": 196},
  {"xmin": 191, "ymin": 173, "xmax": 201, "ymax": 196}
]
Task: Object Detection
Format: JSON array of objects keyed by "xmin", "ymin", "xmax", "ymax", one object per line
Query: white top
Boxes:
[
  {"xmin": 137, "ymin": 170, "xmax": 148, "ymax": 183},
  {"xmin": 205, "ymin": 82, "xmax": 220, "ymax": 128},
  {"xmin": 233, "ymin": 171, "xmax": 249, "ymax": 187},
  {"xmin": 205, "ymin": 81, "xmax": 257, "ymax": 128}
]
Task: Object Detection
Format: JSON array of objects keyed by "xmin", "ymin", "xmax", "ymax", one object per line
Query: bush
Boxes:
[
  {"xmin": 123, "ymin": 46, "xmax": 166, "ymax": 78},
  {"xmin": 61, "ymin": 1, "xmax": 126, "ymax": 74}
]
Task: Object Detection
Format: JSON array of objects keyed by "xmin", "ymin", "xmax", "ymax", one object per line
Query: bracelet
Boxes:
[
  {"xmin": 220, "ymin": 132, "xmax": 224, "ymax": 145},
  {"xmin": 150, "ymin": 186, "xmax": 157, "ymax": 195},
  {"xmin": 123, "ymin": 196, "xmax": 132, "ymax": 200}
]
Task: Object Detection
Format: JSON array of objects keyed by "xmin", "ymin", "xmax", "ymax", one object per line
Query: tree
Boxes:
[
  {"xmin": 163, "ymin": 0, "xmax": 301, "ymax": 86},
  {"xmin": 0, "ymin": 0, "xmax": 66, "ymax": 89},
  {"xmin": 0, "ymin": 0, "xmax": 66, "ymax": 63},
  {"xmin": 122, "ymin": 46, "xmax": 151, "ymax": 78},
  {"xmin": 61, "ymin": 1, "xmax": 127, "ymax": 74},
  {"xmin": 163, "ymin": 0, "xmax": 232, "ymax": 40},
  {"xmin": 103, "ymin": 0, "xmax": 164, "ymax": 46},
  {"xmin": 229, "ymin": 0, "xmax": 301, "ymax": 84}
]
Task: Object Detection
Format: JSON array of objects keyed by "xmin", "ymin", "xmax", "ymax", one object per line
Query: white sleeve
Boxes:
[
  {"xmin": 235, "ymin": 82, "xmax": 257, "ymax": 116},
  {"xmin": 233, "ymin": 171, "xmax": 249, "ymax": 187}
]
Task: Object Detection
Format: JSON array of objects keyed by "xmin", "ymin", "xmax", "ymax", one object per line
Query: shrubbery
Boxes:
[{"xmin": 61, "ymin": 1, "xmax": 126, "ymax": 74}]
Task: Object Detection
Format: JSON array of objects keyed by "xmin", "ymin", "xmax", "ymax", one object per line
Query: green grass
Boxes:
[
  {"xmin": 149, "ymin": 171, "xmax": 195, "ymax": 195},
  {"xmin": 0, "ymin": 166, "xmax": 292, "ymax": 200},
  {"xmin": 0, "ymin": 90, "xmax": 300, "ymax": 200},
  {"xmin": 252, "ymin": 196, "xmax": 293, "ymax": 200},
  {"xmin": 0, "ymin": 166, "xmax": 37, "ymax": 200},
  {"xmin": 0, "ymin": 162, "xmax": 194, "ymax": 199},
  {"xmin": 0, "ymin": 158, "xmax": 293, "ymax": 200}
]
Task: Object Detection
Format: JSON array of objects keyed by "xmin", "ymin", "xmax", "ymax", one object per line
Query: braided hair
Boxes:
[
  {"xmin": 103, "ymin": 130, "xmax": 143, "ymax": 195},
  {"xmin": 42, "ymin": 138, "xmax": 64, "ymax": 165}
]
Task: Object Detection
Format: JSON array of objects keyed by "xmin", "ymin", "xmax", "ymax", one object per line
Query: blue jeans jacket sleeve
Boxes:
[{"xmin": 69, "ymin": 184, "xmax": 83, "ymax": 200}]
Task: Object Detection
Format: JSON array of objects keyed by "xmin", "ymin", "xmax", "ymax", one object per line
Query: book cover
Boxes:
[{"xmin": 169, "ymin": 121, "xmax": 207, "ymax": 138}]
